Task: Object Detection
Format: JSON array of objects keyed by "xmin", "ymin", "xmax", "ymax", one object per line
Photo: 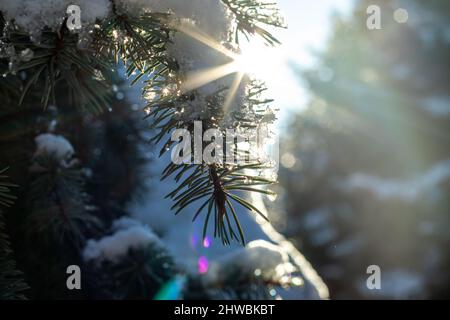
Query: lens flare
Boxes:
[
  {"xmin": 198, "ymin": 256, "xmax": 209, "ymax": 274},
  {"xmin": 153, "ymin": 275, "xmax": 186, "ymax": 300},
  {"xmin": 190, "ymin": 234, "xmax": 198, "ymax": 249},
  {"xmin": 203, "ymin": 236, "xmax": 211, "ymax": 248}
]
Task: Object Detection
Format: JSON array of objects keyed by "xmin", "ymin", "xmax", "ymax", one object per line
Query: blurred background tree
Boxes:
[{"xmin": 276, "ymin": 0, "xmax": 450, "ymax": 299}]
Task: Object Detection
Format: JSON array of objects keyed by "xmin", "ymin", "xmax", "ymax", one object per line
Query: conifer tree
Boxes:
[{"xmin": 0, "ymin": 0, "xmax": 321, "ymax": 300}]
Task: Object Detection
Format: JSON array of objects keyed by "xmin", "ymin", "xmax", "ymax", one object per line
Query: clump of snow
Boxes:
[
  {"xmin": 339, "ymin": 160, "xmax": 450, "ymax": 202},
  {"xmin": 83, "ymin": 217, "xmax": 163, "ymax": 263},
  {"xmin": 115, "ymin": 0, "xmax": 230, "ymax": 40},
  {"xmin": 0, "ymin": 0, "xmax": 111, "ymax": 35},
  {"xmin": 34, "ymin": 133, "xmax": 75, "ymax": 162},
  {"xmin": 1, "ymin": 0, "xmax": 229, "ymax": 40},
  {"xmin": 214, "ymin": 240, "xmax": 295, "ymax": 282}
]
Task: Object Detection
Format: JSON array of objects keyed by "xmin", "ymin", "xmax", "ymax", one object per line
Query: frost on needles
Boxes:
[{"xmin": 0, "ymin": 0, "xmax": 285, "ymax": 245}]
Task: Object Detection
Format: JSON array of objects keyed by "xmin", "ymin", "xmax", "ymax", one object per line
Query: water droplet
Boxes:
[
  {"xmin": 394, "ymin": 8, "xmax": 409, "ymax": 24},
  {"xmin": 291, "ymin": 277, "xmax": 304, "ymax": 287},
  {"xmin": 116, "ymin": 92, "xmax": 125, "ymax": 100},
  {"xmin": 19, "ymin": 48, "xmax": 33, "ymax": 62},
  {"xmin": 267, "ymin": 193, "xmax": 277, "ymax": 202},
  {"xmin": 203, "ymin": 236, "xmax": 211, "ymax": 248}
]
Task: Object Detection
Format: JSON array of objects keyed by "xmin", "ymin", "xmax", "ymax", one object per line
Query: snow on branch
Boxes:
[{"xmin": 83, "ymin": 217, "xmax": 164, "ymax": 263}]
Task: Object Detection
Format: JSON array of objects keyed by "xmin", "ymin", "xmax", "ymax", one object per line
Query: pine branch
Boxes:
[
  {"xmin": 1, "ymin": 1, "xmax": 283, "ymax": 248},
  {"xmin": 97, "ymin": 9, "xmax": 174, "ymax": 76},
  {"xmin": 85, "ymin": 243, "xmax": 176, "ymax": 299},
  {"xmin": 0, "ymin": 167, "xmax": 29, "ymax": 299},
  {"xmin": 162, "ymin": 161, "xmax": 274, "ymax": 246},
  {"xmin": 221, "ymin": 0, "xmax": 286, "ymax": 45},
  {"xmin": 1, "ymin": 16, "xmax": 113, "ymax": 112},
  {"xmin": 27, "ymin": 153, "xmax": 101, "ymax": 248},
  {"xmin": 145, "ymin": 72, "xmax": 277, "ymax": 246}
]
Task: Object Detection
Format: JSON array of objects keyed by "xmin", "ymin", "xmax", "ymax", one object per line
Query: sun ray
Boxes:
[
  {"xmin": 222, "ymin": 71, "xmax": 245, "ymax": 114},
  {"xmin": 174, "ymin": 20, "xmax": 237, "ymax": 60},
  {"xmin": 181, "ymin": 62, "xmax": 239, "ymax": 93},
  {"xmin": 173, "ymin": 19, "xmax": 284, "ymax": 119}
]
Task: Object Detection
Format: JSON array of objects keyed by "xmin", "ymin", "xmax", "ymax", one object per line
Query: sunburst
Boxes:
[{"xmin": 175, "ymin": 21, "xmax": 285, "ymax": 113}]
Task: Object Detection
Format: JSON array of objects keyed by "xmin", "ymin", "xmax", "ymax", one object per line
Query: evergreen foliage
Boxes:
[
  {"xmin": 0, "ymin": 167, "xmax": 28, "ymax": 300},
  {"xmin": 0, "ymin": 0, "xmax": 294, "ymax": 300}
]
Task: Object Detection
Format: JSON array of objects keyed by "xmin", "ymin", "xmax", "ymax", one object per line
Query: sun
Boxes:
[
  {"xmin": 175, "ymin": 21, "xmax": 287, "ymax": 109},
  {"xmin": 234, "ymin": 41, "xmax": 286, "ymax": 82}
]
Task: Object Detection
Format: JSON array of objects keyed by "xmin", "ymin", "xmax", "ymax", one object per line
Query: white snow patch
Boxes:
[
  {"xmin": 34, "ymin": 133, "xmax": 74, "ymax": 161},
  {"xmin": 0, "ymin": 0, "xmax": 111, "ymax": 34},
  {"xmin": 0, "ymin": 0, "xmax": 229, "ymax": 40},
  {"xmin": 214, "ymin": 240, "xmax": 294, "ymax": 281},
  {"xmin": 115, "ymin": 0, "xmax": 229, "ymax": 39},
  {"xmin": 83, "ymin": 218, "xmax": 163, "ymax": 263}
]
